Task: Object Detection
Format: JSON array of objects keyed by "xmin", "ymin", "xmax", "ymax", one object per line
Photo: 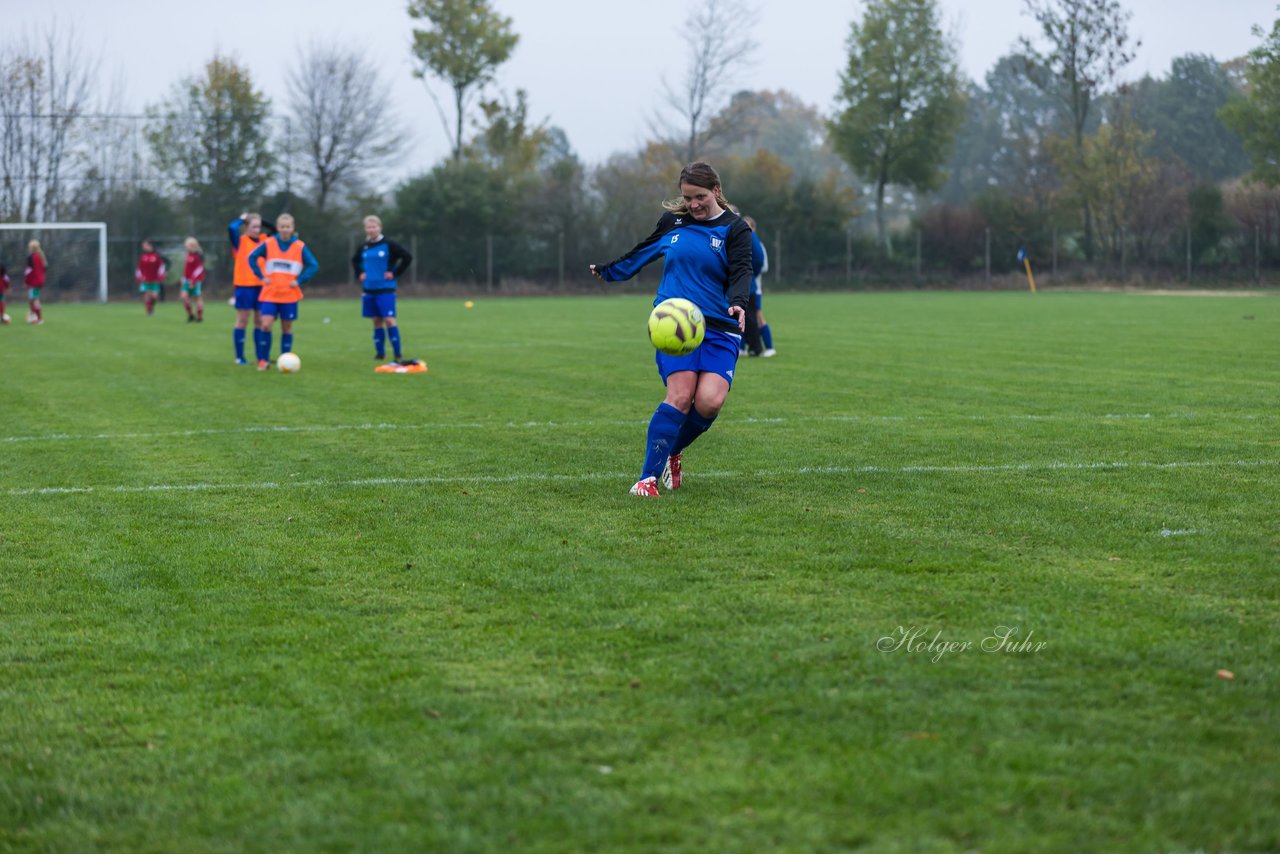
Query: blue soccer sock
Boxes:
[
  {"xmin": 641, "ymin": 403, "xmax": 686, "ymax": 481},
  {"xmin": 281, "ymin": 333, "xmax": 293, "ymax": 354},
  {"xmin": 257, "ymin": 330, "xmax": 272, "ymax": 362},
  {"xmin": 672, "ymin": 407, "xmax": 717, "ymax": 457},
  {"xmin": 761, "ymin": 324, "xmax": 774, "ymax": 350},
  {"xmin": 234, "ymin": 328, "xmax": 246, "ymax": 361},
  {"xmin": 387, "ymin": 326, "xmax": 402, "ymax": 358},
  {"xmin": 374, "ymin": 327, "xmax": 386, "ymax": 357}
]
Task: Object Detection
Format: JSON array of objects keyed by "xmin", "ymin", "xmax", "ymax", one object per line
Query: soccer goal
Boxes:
[{"xmin": 0, "ymin": 222, "xmax": 109, "ymax": 303}]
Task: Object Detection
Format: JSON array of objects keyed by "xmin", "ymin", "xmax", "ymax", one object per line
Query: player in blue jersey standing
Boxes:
[
  {"xmin": 591, "ymin": 162, "xmax": 750, "ymax": 498},
  {"xmin": 352, "ymin": 215, "xmax": 414, "ymax": 361},
  {"xmin": 741, "ymin": 215, "xmax": 775, "ymax": 357}
]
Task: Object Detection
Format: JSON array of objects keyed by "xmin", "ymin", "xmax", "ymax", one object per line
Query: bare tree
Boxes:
[
  {"xmin": 286, "ymin": 42, "xmax": 408, "ymax": 211},
  {"xmin": 655, "ymin": 0, "xmax": 760, "ymax": 163},
  {"xmin": 0, "ymin": 21, "xmax": 99, "ymax": 221}
]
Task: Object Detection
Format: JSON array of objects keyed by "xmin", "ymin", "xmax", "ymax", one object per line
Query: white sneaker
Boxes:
[{"xmin": 761, "ymin": 348, "xmax": 777, "ymax": 357}]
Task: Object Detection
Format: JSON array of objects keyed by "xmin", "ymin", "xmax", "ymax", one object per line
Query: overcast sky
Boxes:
[{"xmin": 12, "ymin": 0, "xmax": 1276, "ymax": 179}]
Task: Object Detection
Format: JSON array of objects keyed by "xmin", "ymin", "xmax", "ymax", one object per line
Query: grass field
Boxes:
[{"xmin": 2, "ymin": 291, "xmax": 1278, "ymax": 852}]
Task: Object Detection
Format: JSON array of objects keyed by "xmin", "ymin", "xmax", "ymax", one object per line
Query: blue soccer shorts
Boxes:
[
  {"xmin": 655, "ymin": 327, "xmax": 742, "ymax": 387},
  {"xmin": 362, "ymin": 292, "xmax": 397, "ymax": 318},
  {"xmin": 259, "ymin": 301, "xmax": 299, "ymax": 321},
  {"xmin": 233, "ymin": 285, "xmax": 262, "ymax": 310}
]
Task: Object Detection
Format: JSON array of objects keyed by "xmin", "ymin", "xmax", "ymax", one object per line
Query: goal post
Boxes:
[{"xmin": 0, "ymin": 222, "xmax": 109, "ymax": 303}]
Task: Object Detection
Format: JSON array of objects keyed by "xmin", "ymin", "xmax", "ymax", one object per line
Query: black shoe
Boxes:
[
  {"xmin": 187, "ymin": 315, "xmax": 196, "ymax": 323},
  {"xmin": 374, "ymin": 354, "xmax": 386, "ymax": 361}
]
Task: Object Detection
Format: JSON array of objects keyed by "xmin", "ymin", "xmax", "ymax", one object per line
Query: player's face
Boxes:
[
  {"xmin": 364, "ymin": 221, "xmax": 381, "ymax": 241},
  {"xmin": 681, "ymin": 183, "xmax": 722, "ymax": 221},
  {"xmin": 247, "ymin": 218, "xmax": 262, "ymax": 238},
  {"xmin": 277, "ymin": 220, "xmax": 295, "ymax": 240}
]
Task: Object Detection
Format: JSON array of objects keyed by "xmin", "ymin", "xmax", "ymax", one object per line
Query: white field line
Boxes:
[
  {"xmin": 9, "ymin": 458, "xmax": 1279, "ymax": 497},
  {"xmin": 0, "ymin": 411, "xmax": 1269, "ymax": 446}
]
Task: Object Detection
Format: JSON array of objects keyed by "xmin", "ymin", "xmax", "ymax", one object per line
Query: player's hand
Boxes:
[
  {"xmin": 359, "ymin": 273, "xmax": 366, "ymax": 282},
  {"xmin": 729, "ymin": 305, "xmax": 746, "ymax": 332},
  {"xmin": 589, "ymin": 264, "xmax": 603, "ymax": 281},
  {"xmin": 384, "ymin": 271, "xmax": 394, "ymax": 280}
]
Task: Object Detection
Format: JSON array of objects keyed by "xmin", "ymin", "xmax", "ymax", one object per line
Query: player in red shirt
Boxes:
[
  {"xmin": 135, "ymin": 239, "xmax": 169, "ymax": 316},
  {"xmin": 24, "ymin": 240, "xmax": 46, "ymax": 325},
  {"xmin": 0, "ymin": 264, "xmax": 11, "ymax": 324},
  {"xmin": 181, "ymin": 237, "xmax": 206, "ymax": 322}
]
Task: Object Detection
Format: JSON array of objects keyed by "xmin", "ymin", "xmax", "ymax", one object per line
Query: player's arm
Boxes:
[
  {"xmin": 228, "ymin": 216, "xmax": 245, "ymax": 249},
  {"xmin": 387, "ymin": 240, "xmax": 413, "ymax": 278},
  {"xmin": 351, "ymin": 243, "xmax": 364, "ymax": 278},
  {"xmin": 591, "ymin": 214, "xmax": 675, "ymax": 282},
  {"xmin": 191, "ymin": 254, "xmax": 205, "ymax": 283},
  {"xmin": 725, "ymin": 221, "xmax": 753, "ymax": 314},
  {"xmin": 298, "ymin": 246, "xmax": 319, "ymax": 285},
  {"xmin": 247, "ymin": 242, "xmax": 267, "ymax": 280},
  {"xmin": 751, "ymin": 234, "xmax": 765, "ymax": 277}
]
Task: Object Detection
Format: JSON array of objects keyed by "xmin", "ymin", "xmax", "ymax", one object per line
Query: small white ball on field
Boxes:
[
  {"xmin": 277, "ymin": 352, "xmax": 301, "ymax": 374},
  {"xmin": 323, "ymin": 317, "xmax": 331, "ymax": 324}
]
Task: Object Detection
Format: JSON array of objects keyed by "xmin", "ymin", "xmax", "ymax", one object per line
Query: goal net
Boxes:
[{"xmin": 0, "ymin": 223, "xmax": 108, "ymax": 303}]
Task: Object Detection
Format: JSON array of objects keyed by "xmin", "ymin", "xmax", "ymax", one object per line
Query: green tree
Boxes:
[
  {"xmin": 940, "ymin": 54, "xmax": 1065, "ymax": 205},
  {"xmin": 1019, "ymin": 0, "xmax": 1139, "ymax": 260},
  {"xmin": 1130, "ymin": 54, "xmax": 1249, "ymax": 183},
  {"xmin": 145, "ymin": 55, "xmax": 275, "ymax": 230},
  {"xmin": 704, "ymin": 89, "xmax": 851, "ymax": 184},
  {"xmin": 392, "ymin": 160, "xmax": 510, "ymax": 281},
  {"xmin": 1051, "ymin": 99, "xmax": 1156, "ymax": 263},
  {"xmin": 1220, "ymin": 17, "xmax": 1280, "ymax": 187},
  {"xmin": 467, "ymin": 89, "xmax": 551, "ymax": 175},
  {"xmin": 408, "ymin": 0, "xmax": 518, "ymax": 162},
  {"xmin": 830, "ymin": 0, "xmax": 965, "ymax": 257},
  {"xmin": 1187, "ymin": 183, "xmax": 1233, "ymax": 262}
]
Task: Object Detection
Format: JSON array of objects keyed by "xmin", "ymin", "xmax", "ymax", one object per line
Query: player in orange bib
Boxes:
[
  {"xmin": 247, "ymin": 213, "xmax": 318, "ymax": 371},
  {"xmin": 229, "ymin": 212, "xmax": 273, "ymax": 364}
]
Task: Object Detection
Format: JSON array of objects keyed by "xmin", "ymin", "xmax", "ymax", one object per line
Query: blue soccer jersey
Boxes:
[
  {"xmin": 352, "ymin": 237, "xmax": 413, "ymax": 292},
  {"xmin": 595, "ymin": 210, "xmax": 753, "ymax": 331}
]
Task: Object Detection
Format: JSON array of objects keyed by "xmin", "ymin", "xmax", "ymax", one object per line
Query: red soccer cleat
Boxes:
[
  {"xmin": 628, "ymin": 476, "xmax": 660, "ymax": 498},
  {"xmin": 661, "ymin": 453, "xmax": 683, "ymax": 491}
]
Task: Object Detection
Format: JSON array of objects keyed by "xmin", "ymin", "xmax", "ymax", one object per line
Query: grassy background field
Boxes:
[{"xmin": 1, "ymin": 291, "xmax": 1277, "ymax": 852}]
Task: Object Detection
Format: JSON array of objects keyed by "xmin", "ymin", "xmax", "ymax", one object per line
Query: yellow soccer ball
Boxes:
[{"xmin": 647, "ymin": 298, "xmax": 705, "ymax": 356}]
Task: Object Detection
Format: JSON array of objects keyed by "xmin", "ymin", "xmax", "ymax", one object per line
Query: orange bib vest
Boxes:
[
  {"xmin": 233, "ymin": 233, "xmax": 265, "ymax": 286},
  {"xmin": 259, "ymin": 237, "xmax": 305, "ymax": 304}
]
